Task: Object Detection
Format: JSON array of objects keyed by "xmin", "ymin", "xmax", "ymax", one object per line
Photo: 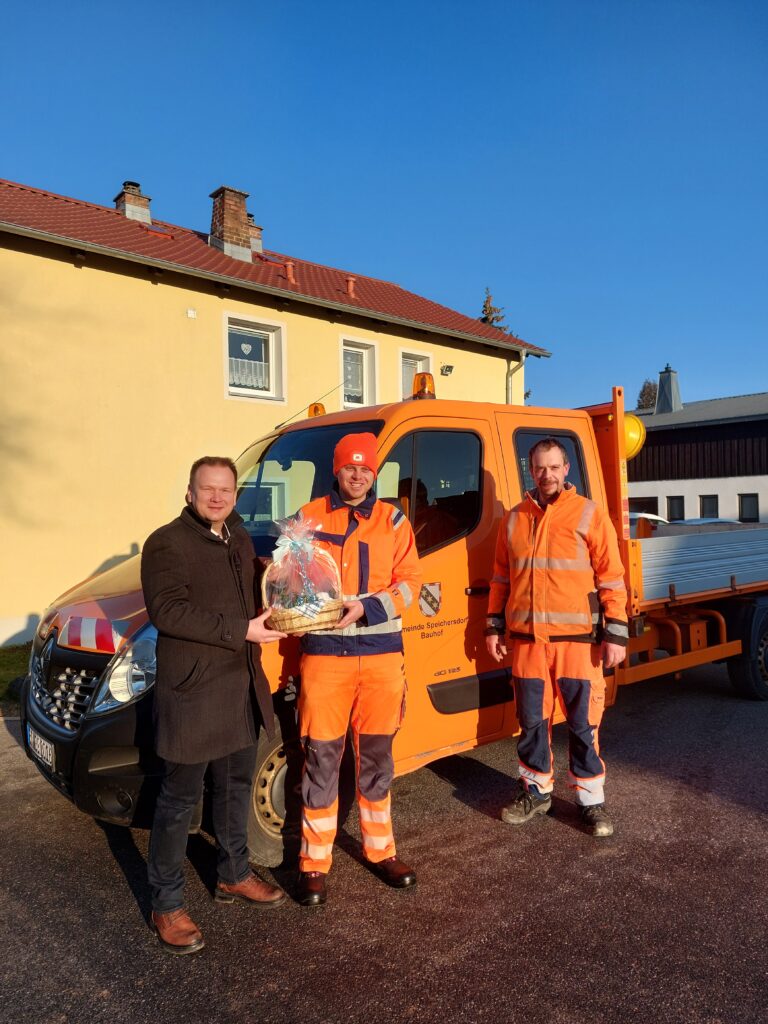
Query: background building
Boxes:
[
  {"xmin": 628, "ymin": 365, "xmax": 768, "ymax": 524},
  {"xmin": 0, "ymin": 177, "xmax": 548, "ymax": 644}
]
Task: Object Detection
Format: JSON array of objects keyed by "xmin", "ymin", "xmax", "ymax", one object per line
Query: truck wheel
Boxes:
[
  {"xmin": 247, "ymin": 725, "xmax": 288, "ymax": 867},
  {"xmin": 727, "ymin": 602, "xmax": 768, "ymax": 701}
]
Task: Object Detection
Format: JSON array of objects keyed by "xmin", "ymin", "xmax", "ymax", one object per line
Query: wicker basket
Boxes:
[{"xmin": 261, "ymin": 547, "xmax": 344, "ymax": 635}]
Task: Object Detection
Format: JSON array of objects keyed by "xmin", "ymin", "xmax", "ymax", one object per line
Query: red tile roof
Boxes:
[{"xmin": 0, "ymin": 178, "xmax": 548, "ymax": 356}]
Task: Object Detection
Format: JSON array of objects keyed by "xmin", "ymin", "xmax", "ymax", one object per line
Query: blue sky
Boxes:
[{"xmin": 3, "ymin": 0, "xmax": 766, "ymax": 408}]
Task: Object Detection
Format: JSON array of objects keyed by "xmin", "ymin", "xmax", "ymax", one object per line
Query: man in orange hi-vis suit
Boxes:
[
  {"xmin": 295, "ymin": 432, "xmax": 422, "ymax": 906},
  {"xmin": 486, "ymin": 437, "xmax": 628, "ymax": 838}
]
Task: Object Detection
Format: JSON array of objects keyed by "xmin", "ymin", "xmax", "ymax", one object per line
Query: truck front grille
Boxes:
[{"xmin": 29, "ymin": 636, "xmax": 105, "ymax": 732}]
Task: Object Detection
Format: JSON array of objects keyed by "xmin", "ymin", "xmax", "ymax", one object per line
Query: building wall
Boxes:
[
  {"xmin": 629, "ymin": 421, "xmax": 768, "ymax": 482},
  {"xmin": 629, "ymin": 475, "xmax": 768, "ymax": 522},
  {"xmin": 0, "ymin": 238, "xmax": 523, "ymax": 642}
]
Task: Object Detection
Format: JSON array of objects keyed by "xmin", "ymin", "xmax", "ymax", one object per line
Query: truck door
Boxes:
[{"xmin": 377, "ymin": 420, "xmax": 511, "ymax": 770}]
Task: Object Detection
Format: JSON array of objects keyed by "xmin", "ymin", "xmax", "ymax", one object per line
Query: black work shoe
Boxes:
[
  {"xmin": 500, "ymin": 780, "xmax": 552, "ymax": 825},
  {"xmin": 371, "ymin": 856, "xmax": 417, "ymax": 889},
  {"xmin": 297, "ymin": 871, "xmax": 327, "ymax": 907},
  {"xmin": 579, "ymin": 803, "xmax": 614, "ymax": 837}
]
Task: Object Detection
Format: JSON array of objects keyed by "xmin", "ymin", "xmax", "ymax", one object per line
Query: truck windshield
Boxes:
[{"xmin": 235, "ymin": 420, "xmax": 384, "ymax": 556}]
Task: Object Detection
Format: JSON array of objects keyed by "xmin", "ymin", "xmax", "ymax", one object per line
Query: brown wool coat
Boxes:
[{"xmin": 140, "ymin": 505, "xmax": 274, "ymax": 764}]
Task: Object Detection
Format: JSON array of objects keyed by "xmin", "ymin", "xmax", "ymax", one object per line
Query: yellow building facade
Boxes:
[{"xmin": 0, "ymin": 179, "xmax": 546, "ymax": 643}]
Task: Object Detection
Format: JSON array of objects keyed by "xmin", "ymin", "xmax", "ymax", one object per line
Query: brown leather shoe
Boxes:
[
  {"xmin": 150, "ymin": 908, "xmax": 204, "ymax": 955},
  {"xmin": 371, "ymin": 856, "xmax": 417, "ymax": 889},
  {"xmin": 214, "ymin": 872, "xmax": 286, "ymax": 908}
]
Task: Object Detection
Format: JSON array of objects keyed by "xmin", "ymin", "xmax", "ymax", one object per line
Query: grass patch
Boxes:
[{"xmin": 0, "ymin": 643, "xmax": 31, "ymax": 703}]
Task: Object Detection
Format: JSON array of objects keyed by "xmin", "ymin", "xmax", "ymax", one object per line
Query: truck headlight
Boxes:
[{"xmin": 89, "ymin": 625, "xmax": 158, "ymax": 715}]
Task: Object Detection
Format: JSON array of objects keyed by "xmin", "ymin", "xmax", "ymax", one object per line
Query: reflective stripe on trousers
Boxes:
[
  {"xmin": 511, "ymin": 640, "xmax": 607, "ymax": 806},
  {"xmin": 298, "ymin": 652, "xmax": 405, "ymax": 872}
]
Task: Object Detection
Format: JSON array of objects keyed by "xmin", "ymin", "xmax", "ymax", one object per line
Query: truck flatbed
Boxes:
[{"xmin": 639, "ymin": 526, "xmax": 768, "ymax": 604}]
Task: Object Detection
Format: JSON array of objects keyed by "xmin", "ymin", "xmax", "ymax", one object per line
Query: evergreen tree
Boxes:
[
  {"xmin": 481, "ymin": 288, "xmax": 536, "ymax": 403},
  {"xmin": 480, "ymin": 287, "xmax": 507, "ymax": 330},
  {"xmin": 636, "ymin": 378, "xmax": 658, "ymax": 410},
  {"xmin": 480, "ymin": 288, "xmax": 531, "ymax": 402}
]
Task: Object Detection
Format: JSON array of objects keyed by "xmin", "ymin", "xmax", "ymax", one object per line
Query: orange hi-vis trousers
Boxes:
[
  {"xmin": 511, "ymin": 640, "xmax": 607, "ymax": 806},
  {"xmin": 298, "ymin": 652, "xmax": 405, "ymax": 874}
]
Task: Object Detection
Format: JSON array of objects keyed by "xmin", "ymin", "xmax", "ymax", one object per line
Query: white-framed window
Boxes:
[
  {"xmin": 342, "ymin": 339, "xmax": 376, "ymax": 407},
  {"xmin": 227, "ymin": 317, "xmax": 285, "ymax": 401},
  {"xmin": 400, "ymin": 351, "xmax": 431, "ymax": 399}
]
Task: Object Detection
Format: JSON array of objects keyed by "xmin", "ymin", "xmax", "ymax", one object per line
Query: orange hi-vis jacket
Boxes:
[
  {"xmin": 486, "ymin": 484, "xmax": 629, "ymax": 646},
  {"xmin": 298, "ymin": 489, "xmax": 422, "ymax": 656}
]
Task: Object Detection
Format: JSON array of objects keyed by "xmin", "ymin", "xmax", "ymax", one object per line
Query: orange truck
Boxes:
[{"xmin": 21, "ymin": 381, "xmax": 768, "ymax": 864}]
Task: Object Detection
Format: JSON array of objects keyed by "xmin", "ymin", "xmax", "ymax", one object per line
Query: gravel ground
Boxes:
[{"xmin": 2, "ymin": 664, "xmax": 767, "ymax": 1024}]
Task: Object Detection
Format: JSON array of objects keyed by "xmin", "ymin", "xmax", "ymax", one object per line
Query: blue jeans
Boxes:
[{"xmin": 147, "ymin": 743, "xmax": 257, "ymax": 913}]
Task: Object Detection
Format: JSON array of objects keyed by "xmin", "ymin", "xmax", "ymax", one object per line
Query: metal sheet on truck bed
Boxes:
[{"xmin": 639, "ymin": 527, "xmax": 768, "ymax": 602}]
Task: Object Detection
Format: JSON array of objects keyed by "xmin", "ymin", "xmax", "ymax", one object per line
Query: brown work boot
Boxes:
[
  {"xmin": 214, "ymin": 872, "xmax": 286, "ymax": 908},
  {"xmin": 150, "ymin": 908, "xmax": 204, "ymax": 955}
]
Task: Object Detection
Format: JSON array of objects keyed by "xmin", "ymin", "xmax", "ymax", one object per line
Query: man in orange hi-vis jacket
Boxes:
[
  {"xmin": 486, "ymin": 437, "xmax": 628, "ymax": 838},
  {"xmin": 295, "ymin": 432, "xmax": 422, "ymax": 906}
]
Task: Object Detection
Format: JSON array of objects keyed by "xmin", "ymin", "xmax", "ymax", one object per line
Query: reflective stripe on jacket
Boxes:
[
  {"xmin": 487, "ymin": 484, "xmax": 628, "ymax": 645},
  {"xmin": 299, "ymin": 489, "xmax": 422, "ymax": 655}
]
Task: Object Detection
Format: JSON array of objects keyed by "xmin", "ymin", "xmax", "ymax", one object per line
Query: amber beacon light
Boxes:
[
  {"xmin": 412, "ymin": 372, "xmax": 436, "ymax": 400},
  {"xmin": 623, "ymin": 412, "xmax": 646, "ymax": 459}
]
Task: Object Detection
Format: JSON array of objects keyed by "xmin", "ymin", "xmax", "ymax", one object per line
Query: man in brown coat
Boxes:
[{"xmin": 141, "ymin": 456, "xmax": 287, "ymax": 955}]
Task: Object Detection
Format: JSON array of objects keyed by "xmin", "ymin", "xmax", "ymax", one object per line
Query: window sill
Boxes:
[{"xmin": 227, "ymin": 389, "xmax": 286, "ymax": 404}]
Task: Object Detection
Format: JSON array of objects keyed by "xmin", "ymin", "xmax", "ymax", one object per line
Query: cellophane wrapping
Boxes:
[{"xmin": 263, "ymin": 518, "xmax": 341, "ymax": 619}]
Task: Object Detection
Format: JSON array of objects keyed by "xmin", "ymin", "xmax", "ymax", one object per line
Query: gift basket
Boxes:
[{"xmin": 261, "ymin": 518, "xmax": 344, "ymax": 634}]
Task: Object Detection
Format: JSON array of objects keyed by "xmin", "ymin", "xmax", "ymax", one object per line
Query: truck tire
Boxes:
[
  {"xmin": 727, "ymin": 601, "xmax": 768, "ymax": 701},
  {"xmin": 247, "ymin": 724, "xmax": 288, "ymax": 867}
]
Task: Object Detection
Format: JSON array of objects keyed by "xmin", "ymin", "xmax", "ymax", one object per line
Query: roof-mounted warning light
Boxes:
[
  {"xmin": 624, "ymin": 412, "xmax": 646, "ymax": 459},
  {"xmin": 308, "ymin": 402, "xmax": 326, "ymax": 417},
  {"xmin": 412, "ymin": 372, "xmax": 436, "ymax": 400}
]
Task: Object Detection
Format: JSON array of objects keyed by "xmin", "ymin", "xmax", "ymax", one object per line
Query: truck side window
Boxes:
[
  {"xmin": 379, "ymin": 431, "xmax": 482, "ymax": 554},
  {"xmin": 514, "ymin": 430, "xmax": 589, "ymax": 498}
]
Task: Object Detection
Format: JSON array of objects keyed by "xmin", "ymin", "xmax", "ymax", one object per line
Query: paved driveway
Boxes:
[{"xmin": 2, "ymin": 665, "xmax": 767, "ymax": 1024}]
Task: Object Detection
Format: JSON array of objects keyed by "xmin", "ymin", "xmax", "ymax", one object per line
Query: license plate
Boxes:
[{"xmin": 27, "ymin": 724, "xmax": 55, "ymax": 770}]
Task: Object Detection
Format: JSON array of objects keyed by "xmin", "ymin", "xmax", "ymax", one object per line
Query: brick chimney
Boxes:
[
  {"xmin": 114, "ymin": 181, "xmax": 152, "ymax": 224},
  {"xmin": 246, "ymin": 213, "xmax": 263, "ymax": 254},
  {"xmin": 209, "ymin": 186, "xmax": 252, "ymax": 262}
]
